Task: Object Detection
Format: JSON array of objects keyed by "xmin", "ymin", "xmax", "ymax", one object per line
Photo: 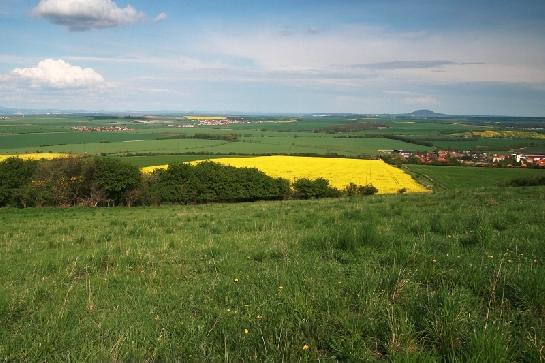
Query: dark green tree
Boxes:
[
  {"xmin": 292, "ymin": 178, "xmax": 340, "ymax": 199},
  {"xmin": 0, "ymin": 158, "xmax": 37, "ymax": 207},
  {"xmin": 93, "ymin": 158, "xmax": 141, "ymax": 206}
]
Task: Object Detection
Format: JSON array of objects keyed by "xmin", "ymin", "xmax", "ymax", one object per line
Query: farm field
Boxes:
[
  {"xmin": 0, "ymin": 152, "xmax": 69, "ymax": 162},
  {"xmin": 1, "ymin": 135, "xmax": 429, "ymax": 157},
  {"xmin": 406, "ymin": 164, "xmax": 545, "ymax": 190},
  {"xmin": 1, "ymin": 187, "xmax": 544, "ymax": 361},
  {"xmin": 431, "ymin": 138, "xmax": 545, "ymax": 153},
  {"xmin": 118, "ymin": 154, "xmax": 250, "ymax": 167},
  {"xmin": 2, "ymin": 114, "xmax": 544, "ymax": 159},
  {"xmin": 144, "ymin": 156, "xmax": 429, "ymax": 194}
]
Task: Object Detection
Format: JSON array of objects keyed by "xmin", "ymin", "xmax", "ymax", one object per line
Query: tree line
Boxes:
[{"xmin": 0, "ymin": 157, "xmax": 378, "ymax": 208}]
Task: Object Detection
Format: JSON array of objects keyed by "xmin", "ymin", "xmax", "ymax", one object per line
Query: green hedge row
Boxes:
[{"xmin": 0, "ymin": 157, "xmax": 377, "ymax": 207}]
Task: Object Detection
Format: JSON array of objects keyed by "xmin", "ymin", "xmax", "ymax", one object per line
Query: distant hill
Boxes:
[{"xmin": 406, "ymin": 109, "xmax": 447, "ymax": 118}]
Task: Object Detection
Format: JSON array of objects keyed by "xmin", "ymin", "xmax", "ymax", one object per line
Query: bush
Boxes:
[
  {"xmin": 149, "ymin": 161, "xmax": 290, "ymax": 204},
  {"xmin": 345, "ymin": 183, "xmax": 378, "ymax": 196},
  {"xmin": 0, "ymin": 157, "xmax": 349, "ymax": 208},
  {"xmin": 0, "ymin": 158, "xmax": 37, "ymax": 207},
  {"xmin": 0, "ymin": 157, "xmax": 142, "ymax": 207},
  {"xmin": 292, "ymin": 178, "xmax": 340, "ymax": 199},
  {"xmin": 94, "ymin": 157, "xmax": 142, "ymax": 206}
]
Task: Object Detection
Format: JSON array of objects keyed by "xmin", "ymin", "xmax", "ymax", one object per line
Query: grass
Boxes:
[
  {"xmin": 406, "ymin": 164, "xmax": 545, "ymax": 190},
  {"xmin": 1, "ymin": 186, "xmax": 544, "ymax": 361},
  {"xmin": 3, "ymin": 136, "xmax": 429, "ymax": 156},
  {"xmin": 118, "ymin": 154, "xmax": 249, "ymax": 167},
  {"xmin": 431, "ymin": 137, "xmax": 545, "ymax": 153}
]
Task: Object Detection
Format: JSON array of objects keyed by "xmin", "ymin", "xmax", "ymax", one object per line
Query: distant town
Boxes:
[
  {"xmin": 71, "ymin": 126, "xmax": 134, "ymax": 132},
  {"xmin": 388, "ymin": 150, "xmax": 545, "ymax": 168}
]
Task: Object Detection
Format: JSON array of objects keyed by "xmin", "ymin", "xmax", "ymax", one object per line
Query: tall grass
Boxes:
[{"xmin": 1, "ymin": 186, "xmax": 544, "ymax": 361}]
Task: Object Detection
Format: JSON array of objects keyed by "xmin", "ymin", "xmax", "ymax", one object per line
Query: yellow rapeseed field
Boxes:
[
  {"xmin": 0, "ymin": 153, "xmax": 70, "ymax": 163},
  {"xmin": 141, "ymin": 156, "xmax": 429, "ymax": 194},
  {"xmin": 465, "ymin": 130, "xmax": 545, "ymax": 139}
]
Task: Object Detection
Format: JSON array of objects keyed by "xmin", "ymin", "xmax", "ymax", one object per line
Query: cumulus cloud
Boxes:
[
  {"xmin": 10, "ymin": 59, "xmax": 105, "ymax": 88},
  {"xmin": 154, "ymin": 12, "xmax": 167, "ymax": 23},
  {"xmin": 33, "ymin": 0, "xmax": 145, "ymax": 31}
]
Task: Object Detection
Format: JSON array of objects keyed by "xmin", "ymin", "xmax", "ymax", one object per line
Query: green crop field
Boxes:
[
  {"xmin": 431, "ymin": 138, "xmax": 545, "ymax": 153},
  {"xmin": 405, "ymin": 165, "xmax": 545, "ymax": 190},
  {"xmin": 118, "ymin": 154, "xmax": 251, "ymax": 167},
  {"xmin": 1, "ymin": 187, "xmax": 544, "ymax": 361},
  {"xmin": 3, "ymin": 114, "xmax": 543, "ymax": 159}
]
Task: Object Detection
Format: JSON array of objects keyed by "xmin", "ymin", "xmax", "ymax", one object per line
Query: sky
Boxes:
[{"xmin": 1, "ymin": 0, "xmax": 545, "ymax": 115}]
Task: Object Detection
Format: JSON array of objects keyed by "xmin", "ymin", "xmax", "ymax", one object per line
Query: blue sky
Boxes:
[{"xmin": 1, "ymin": 0, "xmax": 545, "ymax": 115}]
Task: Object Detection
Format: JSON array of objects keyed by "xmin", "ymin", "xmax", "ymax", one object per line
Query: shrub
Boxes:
[
  {"xmin": 292, "ymin": 178, "xmax": 340, "ymax": 199},
  {"xmin": 0, "ymin": 157, "xmax": 142, "ymax": 207},
  {"xmin": 149, "ymin": 161, "xmax": 290, "ymax": 204},
  {"xmin": 0, "ymin": 158, "xmax": 37, "ymax": 207},
  {"xmin": 93, "ymin": 157, "xmax": 142, "ymax": 206},
  {"xmin": 345, "ymin": 183, "xmax": 379, "ymax": 196}
]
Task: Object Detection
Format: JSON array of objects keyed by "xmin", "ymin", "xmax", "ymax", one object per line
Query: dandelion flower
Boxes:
[
  {"xmin": 303, "ymin": 344, "xmax": 310, "ymax": 350},
  {"xmin": 244, "ymin": 329, "xmax": 249, "ymax": 334},
  {"xmin": 234, "ymin": 278, "xmax": 239, "ymax": 282}
]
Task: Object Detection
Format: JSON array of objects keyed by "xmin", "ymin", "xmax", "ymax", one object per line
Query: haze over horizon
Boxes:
[{"xmin": 1, "ymin": 0, "xmax": 545, "ymax": 116}]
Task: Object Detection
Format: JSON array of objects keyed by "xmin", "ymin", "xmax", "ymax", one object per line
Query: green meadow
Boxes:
[
  {"xmin": 406, "ymin": 165, "xmax": 545, "ymax": 190},
  {"xmin": 1, "ymin": 186, "xmax": 544, "ymax": 361}
]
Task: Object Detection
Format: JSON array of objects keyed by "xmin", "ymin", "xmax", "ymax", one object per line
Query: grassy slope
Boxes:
[
  {"xmin": 406, "ymin": 164, "xmax": 545, "ymax": 190},
  {"xmin": 1, "ymin": 187, "xmax": 544, "ymax": 361}
]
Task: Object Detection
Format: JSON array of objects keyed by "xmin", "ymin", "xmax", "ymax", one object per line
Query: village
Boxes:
[
  {"xmin": 389, "ymin": 149, "xmax": 545, "ymax": 167},
  {"xmin": 71, "ymin": 125, "xmax": 134, "ymax": 132}
]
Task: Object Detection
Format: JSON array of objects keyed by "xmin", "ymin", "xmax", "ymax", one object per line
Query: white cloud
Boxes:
[
  {"xmin": 33, "ymin": 0, "xmax": 145, "ymax": 31},
  {"xmin": 10, "ymin": 59, "xmax": 104, "ymax": 88},
  {"xmin": 154, "ymin": 12, "xmax": 167, "ymax": 23},
  {"xmin": 202, "ymin": 25, "xmax": 545, "ymax": 85}
]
